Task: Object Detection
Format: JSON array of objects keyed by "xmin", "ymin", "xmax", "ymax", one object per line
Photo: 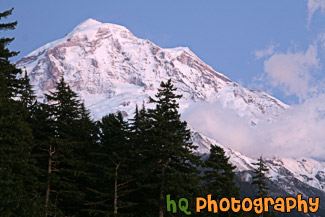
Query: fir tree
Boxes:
[
  {"xmin": 252, "ymin": 156, "xmax": 269, "ymax": 198},
  {"xmin": 73, "ymin": 102, "xmax": 100, "ymax": 216},
  {"xmin": 0, "ymin": 8, "xmax": 43, "ymax": 216},
  {"xmin": 144, "ymin": 79, "xmax": 201, "ymax": 217},
  {"xmin": 0, "ymin": 8, "xmax": 20, "ymax": 99},
  {"xmin": 20, "ymin": 70, "xmax": 36, "ymax": 109},
  {"xmin": 252, "ymin": 156, "xmax": 270, "ymax": 217},
  {"xmin": 128, "ymin": 103, "xmax": 157, "ymax": 216},
  {"xmin": 43, "ymin": 76, "xmax": 89, "ymax": 216},
  {"xmin": 86, "ymin": 112, "xmax": 135, "ymax": 216},
  {"xmin": 202, "ymin": 145, "xmax": 240, "ymax": 217}
]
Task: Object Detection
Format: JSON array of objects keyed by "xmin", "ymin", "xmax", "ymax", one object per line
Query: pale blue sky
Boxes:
[{"xmin": 2, "ymin": 0, "xmax": 325, "ymax": 104}]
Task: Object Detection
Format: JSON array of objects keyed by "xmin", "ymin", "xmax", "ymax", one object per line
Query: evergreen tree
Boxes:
[
  {"xmin": 43, "ymin": 76, "xmax": 90, "ymax": 216},
  {"xmin": 252, "ymin": 156, "xmax": 270, "ymax": 217},
  {"xmin": 0, "ymin": 8, "xmax": 43, "ymax": 216},
  {"xmin": 252, "ymin": 156, "xmax": 269, "ymax": 198},
  {"xmin": 77, "ymin": 103, "xmax": 99, "ymax": 146},
  {"xmin": 73, "ymin": 103, "xmax": 100, "ymax": 216},
  {"xmin": 141, "ymin": 79, "xmax": 201, "ymax": 217},
  {"xmin": 128, "ymin": 104, "xmax": 158, "ymax": 216},
  {"xmin": 202, "ymin": 145, "xmax": 240, "ymax": 217},
  {"xmin": 20, "ymin": 70, "xmax": 36, "ymax": 109},
  {"xmin": 86, "ymin": 112, "xmax": 135, "ymax": 216},
  {"xmin": 0, "ymin": 8, "xmax": 20, "ymax": 99}
]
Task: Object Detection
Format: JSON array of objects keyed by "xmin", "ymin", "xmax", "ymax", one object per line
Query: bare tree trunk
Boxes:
[
  {"xmin": 159, "ymin": 160, "xmax": 168, "ymax": 217},
  {"xmin": 114, "ymin": 162, "xmax": 121, "ymax": 217},
  {"xmin": 45, "ymin": 144, "xmax": 54, "ymax": 216}
]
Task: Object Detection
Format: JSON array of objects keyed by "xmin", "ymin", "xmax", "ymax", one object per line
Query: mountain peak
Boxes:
[
  {"xmin": 72, "ymin": 18, "xmax": 130, "ymax": 33},
  {"xmin": 69, "ymin": 18, "xmax": 131, "ymax": 38},
  {"xmin": 76, "ymin": 18, "xmax": 102, "ymax": 28}
]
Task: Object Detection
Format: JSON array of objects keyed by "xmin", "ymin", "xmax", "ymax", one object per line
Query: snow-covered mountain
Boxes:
[
  {"xmin": 16, "ymin": 19, "xmax": 325, "ymax": 208},
  {"xmin": 192, "ymin": 130, "xmax": 325, "ymax": 194},
  {"xmin": 16, "ymin": 18, "xmax": 287, "ymax": 123}
]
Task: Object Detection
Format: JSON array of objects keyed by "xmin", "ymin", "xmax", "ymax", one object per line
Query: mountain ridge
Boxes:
[{"xmin": 16, "ymin": 19, "xmax": 288, "ymax": 123}]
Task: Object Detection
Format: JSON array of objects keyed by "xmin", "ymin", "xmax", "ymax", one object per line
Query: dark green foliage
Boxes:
[
  {"xmin": 0, "ymin": 8, "xmax": 21, "ymax": 100},
  {"xmin": 123, "ymin": 104, "xmax": 158, "ymax": 216},
  {"xmin": 0, "ymin": 8, "xmax": 44, "ymax": 216},
  {"xmin": 251, "ymin": 156, "xmax": 271, "ymax": 217},
  {"xmin": 41, "ymin": 76, "xmax": 97, "ymax": 216},
  {"xmin": 137, "ymin": 79, "xmax": 201, "ymax": 217},
  {"xmin": 20, "ymin": 70, "xmax": 36, "ymax": 109},
  {"xmin": 201, "ymin": 145, "xmax": 241, "ymax": 217},
  {"xmin": 0, "ymin": 97, "xmax": 43, "ymax": 216},
  {"xmin": 85, "ymin": 112, "xmax": 134, "ymax": 216},
  {"xmin": 252, "ymin": 156, "xmax": 269, "ymax": 198},
  {"xmin": 203, "ymin": 145, "xmax": 239, "ymax": 199}
]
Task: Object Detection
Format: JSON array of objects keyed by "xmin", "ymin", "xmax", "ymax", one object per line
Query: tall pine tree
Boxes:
[
  {"xmin": 20, "ymin": 70, "xmax": 36, "ymax": 109},
  {"xmin": 0, "ymin": 8, "xmax": 43, "ymax": 216},
  {"xmin": 202, "ymin": 145, "xmax": 240, "ymax": 217},
  {"xmin": 128, "ymin": 103, "xmax": 158, "ymax": 216},
  {"xmin": 143, "ymin": 79, "xmax": 201, "ymax": 217},
  {"xmin": 86, "ymin": 112, "xmax": 134, "ymax": 216},
  {"xmin": 252, "ymin": 156, "xmax": 269, "ymax": 198},
  {"xmin": 252, "ymin": 156, "xmax": 270, "ymax": 217},
  {"xmin": 43, "ymin": 76, "xmax": 91, "ymax": 216}
]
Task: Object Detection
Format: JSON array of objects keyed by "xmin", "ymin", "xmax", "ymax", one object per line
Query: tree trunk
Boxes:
[
  {"xmin": 45, "ymin": 144, "xmax": 54, "ymax": 216},
  {"xmin": 159, "ymin": 160, "xmax": 169, "ymax": 217},
  {"xmin": 114, "ymin": 162, "xmax": 121, "ymax": 217}
]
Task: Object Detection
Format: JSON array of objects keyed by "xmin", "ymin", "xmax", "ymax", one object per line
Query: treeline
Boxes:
[{"xmin": 0, "ymin": 8, "xmax": 274, "ymax": 217}]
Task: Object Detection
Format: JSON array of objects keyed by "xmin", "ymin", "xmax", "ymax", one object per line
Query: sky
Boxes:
[
  {"xmin": 2, "ymin": 0, "xmax": 325, "ymax": 159},
  {"xmin": 2, "ymin": 0, "xmax": 325, "ymax": 104}
]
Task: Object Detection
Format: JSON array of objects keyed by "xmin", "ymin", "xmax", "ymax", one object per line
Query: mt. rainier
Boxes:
[
  {"xmin": 16, "ymin": 18, "xmax": 287, "ymax": 122},
  {"xmin": 16, "ymin": 18, "xmax": 325, "ymax": 213}
]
